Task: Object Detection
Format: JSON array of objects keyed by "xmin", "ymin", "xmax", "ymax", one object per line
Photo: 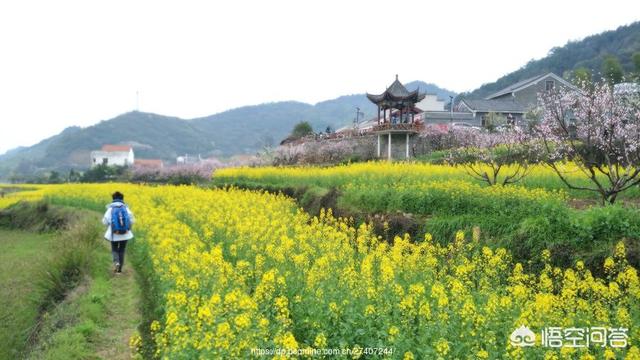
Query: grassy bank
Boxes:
[
  {"xmin": 26, "ymin": 240, "xmax": 141, "ymax": 360},
  {"xmin": 0, "ymin": 201, "xmax": 101, "ymax": 358},
  {"xmin": 0, "ymin": 229, "xmax": 57, "ymax": 359},
  {"xmin": 0, "ymin": 201, "xmax": 141, "ymax": 359}
]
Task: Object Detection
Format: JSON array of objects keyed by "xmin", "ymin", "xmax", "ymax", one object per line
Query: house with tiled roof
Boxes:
[
  {"xmin": 456, "ymin": 72, "xmax": 578, "ymax": 127},
  {"xmin": 90, "ymin": 144, "xmax": 134, "ymax": 167},
  {"xmin": 456, "ymin": 98, "xmax": 526, "ymax": 126},
  {"xmin": 485, "ymin": 72, "xmax": 577, "ymax": 107}
]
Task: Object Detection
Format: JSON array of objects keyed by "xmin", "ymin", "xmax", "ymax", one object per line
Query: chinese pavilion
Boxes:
[{"xmin": 366, "ymin": 75, "xmax": 425, "ymax": 159}]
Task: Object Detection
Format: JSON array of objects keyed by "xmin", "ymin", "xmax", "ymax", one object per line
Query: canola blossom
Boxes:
[
  {"xmin": 214, "ymin": 161, "xmax": 640, "ymax": 200},
  {"xmin": 1, "ymin": 184, "xmax": 639, "ymax": 359}
]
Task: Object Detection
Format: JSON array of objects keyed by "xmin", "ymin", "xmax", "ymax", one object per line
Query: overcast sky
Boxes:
[{"xmin": 0, "ymin": 0, "xmax": 638, "ymax": 154}]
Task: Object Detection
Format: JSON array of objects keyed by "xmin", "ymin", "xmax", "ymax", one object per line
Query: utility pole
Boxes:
[
  {"xmin": 354, "ymin": 106, "xmax": 364, "ymax": 130},
  {"xmin": 449, "ymin": 96, "xmax": 454, "ymax": 123}
]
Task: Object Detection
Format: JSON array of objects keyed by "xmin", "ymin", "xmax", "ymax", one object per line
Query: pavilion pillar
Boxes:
[
  {"xmin": 388, "ymin": 132, "xmax": 392, "ymax": 160},
  {"xmin": 377, "ymin": 106, "xmax": 381, "ymax": 125},
  {"xmin": 406, "ymin": 133, "xmax": 410, "ymax": 159},
  {"xmin": 377, "ymin": 134, "xmax": 381, "ymax": 157}
]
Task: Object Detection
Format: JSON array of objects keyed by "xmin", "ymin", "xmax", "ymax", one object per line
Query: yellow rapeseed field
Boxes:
[
  {"xmin": 214, "ymin": 161, "xmax": 640, "ymax": 200},
  {"xmin": 1, "ymin": 184, "xmax": 638, "ymax": 359},
  {"xmin": 214, "ymin": 161, "xmax": 585, "ymax": 187}
]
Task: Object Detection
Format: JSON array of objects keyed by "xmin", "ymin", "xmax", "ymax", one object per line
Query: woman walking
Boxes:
[{"xmin": 102, "ymin": 191, "xmax": 135, "ymax": 273}]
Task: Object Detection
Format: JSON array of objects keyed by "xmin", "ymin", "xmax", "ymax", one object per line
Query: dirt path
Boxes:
[{"xmin": 95, "ymin": 242, "xmax": 142, "ymax": 360}]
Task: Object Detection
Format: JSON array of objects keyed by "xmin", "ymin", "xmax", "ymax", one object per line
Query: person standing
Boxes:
[{"xmin": 102, "ymin": 191, "xmax": 135, "ymax": 273}]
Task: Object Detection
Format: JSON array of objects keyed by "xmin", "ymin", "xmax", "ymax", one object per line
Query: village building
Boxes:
[
  {"xmin": 455, "ymin": 72, "xmax": 578, "ymax": 126},
  {"xmin": 418, "ymin": 110, "xmax": 476, "ymax": 126},
  {"xmin": 176, "ymin": 154, "xmax": 203, "ymax": 165},
  {"xmin": 484, "ymin": 72, "xmax": 576, "ymax": 106},
  {"xmin": 366, "ymin": 75, "xmax": 425, "ymax": 160},
  {"xmin": 134, "ymin": 159, "xmax": 164, "ymax": 169},
  {"xmin": 90, "ymin": 145, "xmax": 134, "ymax": 167},
  {"xmin": 456, "ymin": 98, "xmax": 525, "ymax": 127},
  {"xmin": 415, "ymin": 93, "xmax": 447, "ymax": 111}
]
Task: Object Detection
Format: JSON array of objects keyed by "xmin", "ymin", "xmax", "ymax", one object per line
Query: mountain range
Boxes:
[{"xmin": 0, "ymin": 81, "xmax": 454, "ymax": 178}]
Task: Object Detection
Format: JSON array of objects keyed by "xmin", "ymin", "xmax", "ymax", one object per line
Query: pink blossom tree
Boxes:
[
  {"xmin": 448, "ymin": 127, "xmax": 535, "ymax": 185},
  {"xmin": 537, "ymin": 82, "xmax": 640, "ymax": 204}
]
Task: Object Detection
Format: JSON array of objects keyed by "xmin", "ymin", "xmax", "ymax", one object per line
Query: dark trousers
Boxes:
[{"xmin": 111, "ymin": 240, "xmax": 128, "ymax": 268}]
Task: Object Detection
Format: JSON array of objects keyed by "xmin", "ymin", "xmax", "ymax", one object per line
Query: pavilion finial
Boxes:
[{"xmin": 395, "ymin": 74, "xmax": 398, "ymax": 80}]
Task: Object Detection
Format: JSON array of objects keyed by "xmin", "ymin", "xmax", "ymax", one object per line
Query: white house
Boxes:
[
  {"xmin": 415, "ymin": 93, "xmax": 446, "ymax": 111},
  {"xmin": 90, "ymin": 145, "xmax": 135, "ymax": 167}
]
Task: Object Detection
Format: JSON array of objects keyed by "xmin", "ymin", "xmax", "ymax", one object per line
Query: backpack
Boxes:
[{"xmin": 111, "ymin": 204, "xmax": 131, "ymax": 235}]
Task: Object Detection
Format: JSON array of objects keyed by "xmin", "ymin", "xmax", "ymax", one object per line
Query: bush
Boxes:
[
  {"xmin": 291, "ymin": 121, "xmax": 314, "ymax": 139},
  {"xmin": 81, "ymin": 164, "xmax": 129, "ymax": 183},
  {"xmin": 131, "ymin": 162, "xmax": 222, "ymax": 185}
]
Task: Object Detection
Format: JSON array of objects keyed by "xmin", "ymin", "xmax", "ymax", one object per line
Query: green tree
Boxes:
[
  {"xmin": 571, "ymin": 67, "xmax": 592, "ymax": 88},
  {"xmin": 483, "ymin": 112, "xmax": 506, "ymax": 133},
  {"xmin": 601, "ymin": 55, "xmax": 624, "ymax": 85},
  {"xmin": 291, "ymin": 121, "xmax": 314, "ymax": 139},
  {"xmin": 632, "ymin": 52, "xmax": 640, "ymax": 81},
  {"xmin": 68, "ymin": 169, "xmax": 81, "ymax": 182},
  {"xmin": 81, "ymin": 164, "xmax": 128, "ymax": 182},
  {"xmin": 47, "ymin": 170, "xmax": 62, "ymax": 184}
]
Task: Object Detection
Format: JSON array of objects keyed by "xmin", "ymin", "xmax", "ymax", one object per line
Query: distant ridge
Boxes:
[
  {"xmin": 0, "ymin": 81, "xmax": 455, "ymax": 178},
  {"xmin": 467, "ymin": 21, "xmax": 640, "ymax": 99}
]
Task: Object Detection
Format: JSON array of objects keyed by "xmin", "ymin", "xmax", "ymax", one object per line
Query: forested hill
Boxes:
[{"xmin": 468, "ymin": 21, "xmax": 640, "ymax": 99}]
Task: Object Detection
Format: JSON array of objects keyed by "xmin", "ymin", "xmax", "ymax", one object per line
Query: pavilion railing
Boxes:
[{"xmin": 372, "ymin": 122, "xmax": 423, "ymax": 132}]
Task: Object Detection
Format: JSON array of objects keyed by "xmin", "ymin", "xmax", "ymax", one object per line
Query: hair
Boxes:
[{"xmin": 112, "ymin": 191, "xmax": 124, "ymax": 201}]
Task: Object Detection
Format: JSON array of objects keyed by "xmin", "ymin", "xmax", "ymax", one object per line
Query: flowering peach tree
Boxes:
[
  {"xmin": 537, "ymin": 82, "xmax": 640, "ymax": 204},
  {"xmin": 448, "ymin": 127, "xmax": 535, "ymax": 186}
]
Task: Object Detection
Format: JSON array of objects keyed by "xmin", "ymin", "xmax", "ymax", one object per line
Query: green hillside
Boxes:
[{"xmin": 468, "ymin": 21, "xmax": 640, "ymax": 99}]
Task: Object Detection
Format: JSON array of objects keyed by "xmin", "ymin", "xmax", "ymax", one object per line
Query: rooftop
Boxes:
[
  {"xmin": 485, "ymin": 72, "xmax": 578, "ymax": 100},
  {"xmin": 101, "ymin": 144, "xmax": 133, "ymax": 152},
  {"xmin": 422, "ymin": 111, "xmax": 476, "ymax": 121},
  {"xmin": 366, "ymin": 75, "xmax": 426, "ymax": 105},
  {"xmin": 485, "ymin": 74, "xmax": 545, "ymax": 100},
  {"xmin": 134, "ymin": 159, "xmax": 163, "ymax": 167},
  {"xmin": 459, "ymin": 98, "xmax": 526, "ymax": 113}
]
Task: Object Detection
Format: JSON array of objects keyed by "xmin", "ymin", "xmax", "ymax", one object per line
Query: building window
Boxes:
[
  {"xmin": 102, "ymin": 158, "xmax": 108, "ymax": 165},
  {"xmin": 545, "ymin": 80, "xmax": 555, "ymax": 91}
]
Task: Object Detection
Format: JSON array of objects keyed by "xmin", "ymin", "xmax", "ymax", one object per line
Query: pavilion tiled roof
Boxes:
[{"xmin": 366, "ymin": 75, "xmax": 426, "ymax": 104}]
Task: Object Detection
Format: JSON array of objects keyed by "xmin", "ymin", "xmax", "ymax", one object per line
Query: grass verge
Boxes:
[
  {"xmin": 0, "ymin": 229, "xmax": 57, "ymax": 359},
  {"xmin": 0, "ymin": 201, "xmax": 141, "ymax": 359}
]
